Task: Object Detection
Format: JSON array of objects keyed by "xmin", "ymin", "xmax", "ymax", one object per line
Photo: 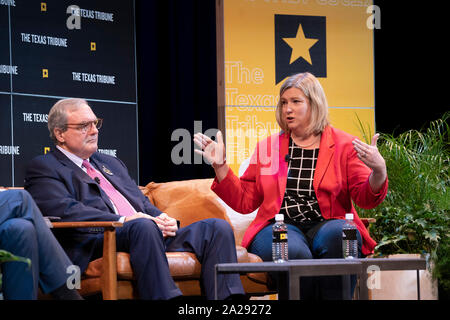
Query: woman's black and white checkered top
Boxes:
[{"xmin": 279, "ymin": 138, "xmax": 324, "ymax": 225}]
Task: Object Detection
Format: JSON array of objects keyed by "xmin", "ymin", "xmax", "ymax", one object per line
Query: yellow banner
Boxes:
[{"xmin": 224, "ymin": 0, "xmax": 375, "ymax": 174}]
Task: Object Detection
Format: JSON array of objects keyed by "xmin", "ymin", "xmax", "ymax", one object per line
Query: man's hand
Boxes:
[
  {"xmin": 124, "ymin": 212, "xmax": 177, "ymax": 238},
  {"xmin": 154, "ymin": 212, "xmax": 178, "ymax": 237}
]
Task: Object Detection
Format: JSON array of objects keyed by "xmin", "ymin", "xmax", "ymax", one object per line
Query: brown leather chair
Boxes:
[{"xmin": 52, "ymin": 178, "xmax": 270, "ymax": 299}]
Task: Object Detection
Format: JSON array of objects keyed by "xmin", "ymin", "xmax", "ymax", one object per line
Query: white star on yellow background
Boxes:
[{"xmin": 283, "ymin": 24, "xmax": 319, "ymax": 65}]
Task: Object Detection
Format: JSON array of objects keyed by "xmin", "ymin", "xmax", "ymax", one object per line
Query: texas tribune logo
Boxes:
[{"xmin": 275, "ymin": 15, "xmax": 327, "ymax": 84}]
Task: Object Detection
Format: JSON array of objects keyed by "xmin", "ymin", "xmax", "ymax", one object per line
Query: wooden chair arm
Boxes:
[
  {"xmin": 50, "ymin": 221, "xmax": 123, "ymax": 228},
  {"xmin": 51, "ymin": 220, "xmax": 123, "ymax": 300}
]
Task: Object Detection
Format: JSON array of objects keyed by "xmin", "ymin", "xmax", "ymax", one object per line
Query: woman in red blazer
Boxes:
[{"xmin": 194, "ymin": 72, "xmax": 388, "ymax": 299}]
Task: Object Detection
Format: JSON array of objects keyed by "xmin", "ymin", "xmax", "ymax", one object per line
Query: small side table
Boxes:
[{"xmin": 215, "ymin": 259, "xmax": 362, "ymax": 300}]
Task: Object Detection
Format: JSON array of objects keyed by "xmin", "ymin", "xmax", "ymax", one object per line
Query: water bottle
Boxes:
[
  {"xmin": 342, "ymin": 213, "xmax": 358, "ymax": 259},
  {"xmin": 272, "ymin": 214, "xmax": 288, "ymax": 263}
]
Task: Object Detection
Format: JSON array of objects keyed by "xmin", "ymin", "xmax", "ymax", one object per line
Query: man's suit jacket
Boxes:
[
  {"xmin": 212, "ymin": 125, "xmax": 388, "ymax": 256},
  {"xmin": 24, "ymin": 148, "xmax": 162, "ymax": 272}
]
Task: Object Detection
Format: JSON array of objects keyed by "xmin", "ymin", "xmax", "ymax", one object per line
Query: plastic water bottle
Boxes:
[
  {"xmin": 272, "ymin": 214, "xmax": 288, "ymax": 263},
  {"xmin": 342, "ymin": 213, "xmax": 358, "ymax": 259}
]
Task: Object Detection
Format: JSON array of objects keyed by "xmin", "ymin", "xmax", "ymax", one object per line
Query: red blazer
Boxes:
[{"xmin": 212, "ymin": 126, "xmax": 388, "ymax": 256}]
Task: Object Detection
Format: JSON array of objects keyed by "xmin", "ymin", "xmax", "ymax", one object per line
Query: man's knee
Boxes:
[
  {"xmin": 1, "ymin": 189, "xmax": 35, "ymax": 215},
  {"xmin": 1, "ymin": 218, "xmax": 34, "ymax": 236},
  {"xmin": 126, "ymin": 217, "xmax": 163, "ymax": 240},
  {"xmin": 2, "ymin": 189, "xmax": 30, "ymax": 204},
  {"xmin": 0, "ymin": 218, "xmax": 36, "ymax": 247},
  {"xmin": 205, "ymin": 218, "xmax": 232, "ymax": 230},
  {"xmin": 203, "ymin": 218, "xmax": 234, "ymax": 238}
]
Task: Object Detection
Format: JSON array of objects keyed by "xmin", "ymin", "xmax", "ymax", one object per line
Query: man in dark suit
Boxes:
[{"xmin": 24, "ymin": 98, "xmax": 244, "ymax": 300}]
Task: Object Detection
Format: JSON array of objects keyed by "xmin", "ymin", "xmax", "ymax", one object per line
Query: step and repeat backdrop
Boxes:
[
  {"xmin": 222, "ymin": 0, "xmax": 376, "ymax": 175},
  {"xmin": 0, "ymin": 0, "xmax": 138, "ymax": 186}
]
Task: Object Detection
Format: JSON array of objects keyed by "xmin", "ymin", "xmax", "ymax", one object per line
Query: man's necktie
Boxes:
[{"xmin": 82, "ymin": 160, "xmax": 134, "ymax": 217}]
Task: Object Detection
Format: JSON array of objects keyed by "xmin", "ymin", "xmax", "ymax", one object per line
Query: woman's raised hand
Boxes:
[
  {"xmin": 193, "ymin": 131, "xmax": 226, "ymax": 169},
  {"xmin": 352, "ymin": 133, "xmax": 387, "ymax": 193}
]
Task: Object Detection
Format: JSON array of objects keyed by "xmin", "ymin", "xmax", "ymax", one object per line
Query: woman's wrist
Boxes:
[
  {"xmin": 213, "ymin": 159, "xmax": 229, "ymax": 182},
  {"xmin": 212, "ymin": 158, "xmax": 227, "ymax": 170},
  {"xmin": 372, "ymin": 160, "xmax": 387, "ymax": 180},
  {"xmin": 369, "ymin": 168, "xmax": 387, "ymax": 193}
]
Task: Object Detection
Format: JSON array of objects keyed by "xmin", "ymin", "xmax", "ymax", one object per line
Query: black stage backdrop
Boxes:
[
  {"xmin": 373, "ymin": 0, "xmax": 448, "ymax": 134},
  {"xmin": 135, "ymin": 0, "xmax": 218, "ymax": 184}
]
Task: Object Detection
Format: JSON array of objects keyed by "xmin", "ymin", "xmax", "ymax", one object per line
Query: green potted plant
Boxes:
[{"xmin": 356, "ymin": 112, "xmax": 449, "ymax": 299}]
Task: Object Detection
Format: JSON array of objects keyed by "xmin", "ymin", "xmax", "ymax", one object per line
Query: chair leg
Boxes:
[{"xmin": 101, "ymin": 227, "xmax": 118, "ymax": 300}]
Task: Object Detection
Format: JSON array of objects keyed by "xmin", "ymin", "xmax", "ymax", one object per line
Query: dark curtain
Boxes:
[
  {"xmin": 135, "ymin": 0, "xmax": 217, "ymax": 184},
  {"xmin": 373, "ymin": 1, "xmax": 447, "ymax": 134}
]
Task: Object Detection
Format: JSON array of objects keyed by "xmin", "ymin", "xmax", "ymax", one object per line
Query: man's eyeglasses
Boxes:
[{"xmin": 64, "ymin": 119, "xmax": 103, "ymax": 133}]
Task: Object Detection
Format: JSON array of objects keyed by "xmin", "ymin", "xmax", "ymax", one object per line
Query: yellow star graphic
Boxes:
[{"xmin": 283, "ymin": 24, "xmax": 319, "ymax": 65}]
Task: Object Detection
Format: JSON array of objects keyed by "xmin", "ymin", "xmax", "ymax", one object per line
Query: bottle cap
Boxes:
[
  {"xmin": 275, "ymin": 214, "xmax": 284, "ymax": 222},
  {"xmin": 345, "ymin": 213, "xmax": 354, "ymax": 220}
]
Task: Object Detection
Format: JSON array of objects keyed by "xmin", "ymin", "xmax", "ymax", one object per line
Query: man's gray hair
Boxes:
[{"xmin": 48, "ymin": 98, "xmax": 88, "ymax": 144}]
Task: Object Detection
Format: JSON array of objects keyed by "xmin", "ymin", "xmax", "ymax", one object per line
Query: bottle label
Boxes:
[
  {"xmin": 273, "ymin": 230, "xmax": 288, "ymax": 242},
  {"xmin": 342, "ymin": 229, "xmax": 357, "ymax": 241}
]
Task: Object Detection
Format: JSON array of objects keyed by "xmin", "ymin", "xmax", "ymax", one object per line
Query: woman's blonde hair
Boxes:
[{"xmin": 275, "ymin": 72, "xmax": 329, "ymax": 136}]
